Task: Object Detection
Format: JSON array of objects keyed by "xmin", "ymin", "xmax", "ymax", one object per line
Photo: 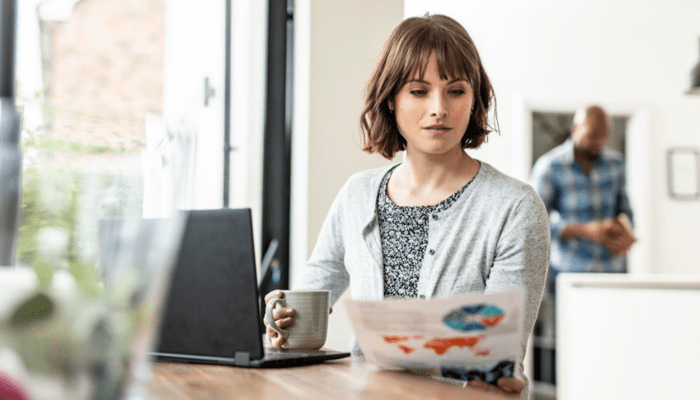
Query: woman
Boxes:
[{"xmin": 265, "ymin": 13, "xmax": 549, "ymax": 397}]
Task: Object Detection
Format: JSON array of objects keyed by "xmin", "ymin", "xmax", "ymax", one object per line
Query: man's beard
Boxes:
[{"xmin": 580, "ymin": 146, "xmax": 599, "ymax": 161}]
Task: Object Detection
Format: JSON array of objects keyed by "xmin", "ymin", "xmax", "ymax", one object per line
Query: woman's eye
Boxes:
[
  {"xmin": 449, "ymin": 89, "xmax": 466, "ymax": 95},
  {"xmin": 409, "ymin": 89, "xmax": 426, "ymax": 96}
]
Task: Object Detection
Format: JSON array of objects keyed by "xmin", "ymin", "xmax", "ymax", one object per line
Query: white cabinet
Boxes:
[{"xmin": 556, "ymin": 273, "xmax": 700, "ymax": 400}]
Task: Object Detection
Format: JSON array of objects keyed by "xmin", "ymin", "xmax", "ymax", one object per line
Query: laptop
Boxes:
[{"xmin": 129, "ymin": 208, "xmax": 350, "ymax": 367}]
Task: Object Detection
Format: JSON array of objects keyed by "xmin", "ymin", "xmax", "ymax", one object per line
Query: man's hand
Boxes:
[
  {"xmin": 586, "ymin": 219, "xmax": 636, "ymax": 255},
  {"xmin": 467, "ymin": 376, "xmax": 526, "ymax": 395}
]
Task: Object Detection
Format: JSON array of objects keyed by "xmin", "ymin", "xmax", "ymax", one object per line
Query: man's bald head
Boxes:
[{"xmin": 571, "ymin": 105, "xmax": 612, "ymax": 159}]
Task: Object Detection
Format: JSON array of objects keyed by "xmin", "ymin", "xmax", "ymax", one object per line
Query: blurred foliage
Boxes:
[
  {"xmin": 17, "ymin": 113, "xmax": 143, "ymax": 293},
  {"xmin": 2, "ymin": 93, "xmax": 169, "ymax": 399},
  {"xmin": 4, "ymin": 129, "xmax": 146, "ymax": 398},
  {"xmin": 17, "ymin": 166, "xmax": 143, "ymax": 292}
]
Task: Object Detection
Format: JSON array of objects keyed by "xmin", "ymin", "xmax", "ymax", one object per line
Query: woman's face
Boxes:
[{"xmin": 389, "ymin": 53, "xmax": 474, "ymax": 159}]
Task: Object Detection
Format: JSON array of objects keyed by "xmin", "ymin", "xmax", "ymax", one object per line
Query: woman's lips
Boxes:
[{"xmin": 424, "ymin": 126, "xmax": 451, "ymax": 133}]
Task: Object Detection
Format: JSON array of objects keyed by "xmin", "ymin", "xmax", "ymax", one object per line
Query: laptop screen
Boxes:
[
  {"xmin": 100, "ymin": 208, "xmax": 265, "ymax": 361},
  {"xmin": 156, "ymin": 208, "xmax": 264, "ymax": 360}
]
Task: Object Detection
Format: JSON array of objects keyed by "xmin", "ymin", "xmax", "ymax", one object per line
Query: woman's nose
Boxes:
[{"xmin": 429, "ymin": 92, "xmax": 448, "ymax": 117}]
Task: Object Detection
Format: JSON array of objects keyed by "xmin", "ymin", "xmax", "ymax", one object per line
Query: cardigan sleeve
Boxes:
[
  {"xmin": 294, "ymin": 181, "xmax": 351, "ymax": 306},
  {"xmin": 484, "ymin": 190, "xmax": 550, "ymax": 387}
]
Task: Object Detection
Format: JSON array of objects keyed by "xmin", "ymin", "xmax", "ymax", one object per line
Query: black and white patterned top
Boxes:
[{"xmin": 378, "ymin": 165, "xmax": 473, "ymax": 298}]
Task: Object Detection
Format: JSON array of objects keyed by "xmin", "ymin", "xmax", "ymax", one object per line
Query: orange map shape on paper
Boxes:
[
  {"xmin": 382, "ymin": 335, "xmax": 410, "ymax": 344},
  {"xmin": 397, "ymin": 345, "xmax": 415, "ymax": 354},
  {"xmin": 480, "ymin": 315, "xmax": 504, "ymax": 327},
  {"xmin": 423, "ymin": 336, "xmax": 484, "ymax": 355}
]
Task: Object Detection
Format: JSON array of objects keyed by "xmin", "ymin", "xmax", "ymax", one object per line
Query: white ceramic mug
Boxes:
[{"xmin": 265, "ymin": 290, "xmax": 330, "ymax": 350}]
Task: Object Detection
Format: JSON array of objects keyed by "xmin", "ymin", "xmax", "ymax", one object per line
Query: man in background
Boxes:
[
  {"xmin": 528, "ymin": 104, "xmax": 636, "ymax": 390},
  {"xmin": 530, "ymin": 104, "xmax": 635, "ymax": 281}
]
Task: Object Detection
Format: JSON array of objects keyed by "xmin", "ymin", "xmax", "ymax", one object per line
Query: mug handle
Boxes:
[{"xmin": 265, "ymin": 297, "xmax": 289, "ymax": 339}]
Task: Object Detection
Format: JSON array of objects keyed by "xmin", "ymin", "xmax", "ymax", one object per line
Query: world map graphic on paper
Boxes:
[
  {"xmin": 380, "ymin": 334, "xmax": 489, "ymax": 356},
  {"xmin": 380, "ymin": 335, "xmax": 423, "ymax": 354},
  {"xmin": 423, "ymin": 336, "xmax": 485, "ymax": 355},
  {"xmin": 378, "ymin": 304, "xmax": 506, "ymax": 356}
]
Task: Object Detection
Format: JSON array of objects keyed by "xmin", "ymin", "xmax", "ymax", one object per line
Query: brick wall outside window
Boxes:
[{"xmin": 42, "ymin": 0, "xmax": 165, "ymax": 153}]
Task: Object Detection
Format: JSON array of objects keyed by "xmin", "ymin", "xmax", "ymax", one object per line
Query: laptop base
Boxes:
[{"xmin": 150, "ymin": 347, "xmax": 351, "ymax": 368}]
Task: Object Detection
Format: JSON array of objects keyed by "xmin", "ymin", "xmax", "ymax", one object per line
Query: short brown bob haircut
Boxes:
[{"xmin": 360, "ymin": 13, "xmax": 497, "ymax": 160}]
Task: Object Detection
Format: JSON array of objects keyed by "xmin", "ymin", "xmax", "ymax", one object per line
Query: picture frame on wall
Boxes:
[{"xmin": 667, "ymin": 147, "xmax": 700, "ymax": 200}]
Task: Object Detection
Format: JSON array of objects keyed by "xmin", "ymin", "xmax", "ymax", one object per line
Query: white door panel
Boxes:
[{"xmin": 163, "ymin": 0, "xmax": 226, "ymax": 209}]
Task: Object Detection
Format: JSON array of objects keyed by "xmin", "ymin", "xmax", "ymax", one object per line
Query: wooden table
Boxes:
[{"xmin": 150, "ymin": 357, "xmax": 520, "ymax": 399}]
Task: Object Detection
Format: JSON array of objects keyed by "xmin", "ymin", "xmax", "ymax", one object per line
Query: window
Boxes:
[
  {"xmin": 12, "ymin": 0, "xmax": 266, "ymax": 274},
  {"xmin": 15, "ymin": 0, "xmax": 168, "ymax": 270}
]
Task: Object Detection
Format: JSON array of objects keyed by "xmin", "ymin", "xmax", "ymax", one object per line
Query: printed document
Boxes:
[{"xmin": 345, "ymin": 289, "xmax": 524, "ymax": 384}]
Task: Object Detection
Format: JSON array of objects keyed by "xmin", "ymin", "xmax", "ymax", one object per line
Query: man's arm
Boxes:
[
  {"xmin": 567, "ymin": 157, "xmax": 635, "ymax": 254},
  {"xmin": 529, "ymin": 158, "xmax": 567, "ymax": 239},
  {"xmin": 561, "ymin": 219, "xmax": 635, "ymax": 255},
  {"xmin": 615, "ymin": 158, "xmax": 634, "ymax": 226},
  {"xmin": 560, "ymin": 221, "xmax": 601, "ymax": 241}
]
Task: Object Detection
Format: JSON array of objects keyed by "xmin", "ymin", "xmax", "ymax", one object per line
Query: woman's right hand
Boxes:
[{"xmin": 263, "ymin": 290, "xmax": 295, "ymax": 349}]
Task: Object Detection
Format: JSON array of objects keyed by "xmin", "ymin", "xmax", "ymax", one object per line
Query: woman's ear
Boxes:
[{"xmin": 388, "ymin": 99, "xmax": 394, "ymax": 112}]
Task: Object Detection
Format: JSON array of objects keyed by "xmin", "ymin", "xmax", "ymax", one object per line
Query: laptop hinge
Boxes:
[{"xmin": 234, "ymin": 351, "xmax": 250, "ymax": 366}]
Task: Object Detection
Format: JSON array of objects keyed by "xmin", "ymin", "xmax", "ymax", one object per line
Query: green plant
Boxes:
[
  {"xmin": 0, "ymin": 98, "xmax": 150, "ymax": 400},
  {"xmin": 17, "ymin": 166, "xmax": 143, "ymax": 285}
]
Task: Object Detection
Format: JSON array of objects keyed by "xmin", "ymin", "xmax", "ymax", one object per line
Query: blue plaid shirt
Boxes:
[{"xmin": 529, "ymin": 140, "xmax": 633, "ymax": 275}]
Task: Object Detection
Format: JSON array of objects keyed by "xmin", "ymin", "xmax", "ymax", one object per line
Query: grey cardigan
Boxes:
[{"xmin": 296, "ymin": 161, "xmax": 549, "ymax": 388}]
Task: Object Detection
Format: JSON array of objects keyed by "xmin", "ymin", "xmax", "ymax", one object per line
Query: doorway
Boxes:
[
  {"xmin": 516, "ymin": 99, "xmax": 651, "ymax": 276},
  {"xmin": 519, "ymin": 101, "xmax": 652, "ymax": 400},
  {"xmin": 531, "ymin": 111, "xmax": 628, "ymax": 164}
]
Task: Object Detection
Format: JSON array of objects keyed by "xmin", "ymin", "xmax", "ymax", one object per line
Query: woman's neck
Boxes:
[{"xmin": 387, "ymin": 148, "xmax": 479, "ymax": 206}]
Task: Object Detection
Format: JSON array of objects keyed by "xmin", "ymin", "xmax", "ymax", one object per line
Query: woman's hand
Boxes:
[
  {"xmin": 467, "ymin": 376, "xmax": 526, "ymax": 396},
  {"xmin": 263, "ymin": 290, "xmax": 295, "ymax": 349},
  {"xmin": 263, "ymin": 290, "xmax": 334, "ymax": 349}
]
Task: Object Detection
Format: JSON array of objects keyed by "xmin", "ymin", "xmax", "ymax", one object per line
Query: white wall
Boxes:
[
  {"xmin": 405, "ymin": 0, "xmax": 700, "ymax": 275},
  {"xmin": 291, "ymin": 0, "xmax": 403, "ymax": 351}
]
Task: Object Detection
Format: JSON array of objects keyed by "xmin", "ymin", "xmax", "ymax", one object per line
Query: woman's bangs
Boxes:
[
  {"xmin": 402, "ymin": 43, "xmax": 472, "ymax": 85},
  {"xmin": 434, "ymin": 44, "xmax": 469, "ymax": 82},
  {"xmin": 394, "ymin": 25, "xmax": 476, "ymax": 88},
  {"xmin": 399, "ymin": 45, "xmax": 430, "ymax": 84}
]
